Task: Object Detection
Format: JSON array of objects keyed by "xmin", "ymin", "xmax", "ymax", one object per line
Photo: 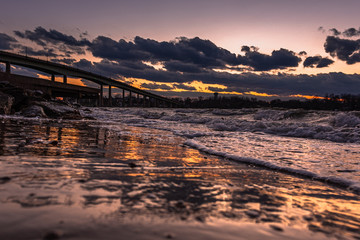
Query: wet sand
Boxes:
[{"xmin": 0, "ymin": 117, "xmax": 359, "ymax": 240}]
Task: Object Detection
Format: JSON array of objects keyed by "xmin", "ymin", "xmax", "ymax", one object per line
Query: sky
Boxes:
[{"xmin": 1, "ymin": 0, "xmax": 360, "ymax": 99}]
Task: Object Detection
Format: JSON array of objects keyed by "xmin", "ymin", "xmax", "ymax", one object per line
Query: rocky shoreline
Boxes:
[{"xmin": 0, "ymin": 81, "xmax": 83, "ymax": 119}]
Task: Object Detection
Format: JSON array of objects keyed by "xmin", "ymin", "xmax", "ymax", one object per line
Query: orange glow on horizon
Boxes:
[
  {"xmin": 244, "ymin": 91, "xmax": 279, "ymax": 97},
  {"xmin": 290, "ymin": 94, "xmax": 325, "ymax": 100},
  {"xmin": 36, "ymin": 73, "xmax": 87, "ymax": 87}
]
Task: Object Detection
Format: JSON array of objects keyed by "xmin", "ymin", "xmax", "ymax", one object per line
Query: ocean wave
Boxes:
[{"xmin": 185, "ymin": 139, "xmax": 360, "ymax": 193}]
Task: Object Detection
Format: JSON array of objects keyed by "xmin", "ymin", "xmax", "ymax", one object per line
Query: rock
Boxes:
[
  {"xmin": 128, "ymin": 162, "xmax": 138, "ymax": 168},
  {"xmin": 0, "ymin": 91, "xmax": 14, "ymax": 115},
  {"xmin": 270, "ymin": 225, "xmax": 284, "ymax": 232},
  {"xmin": 43, "ymin": 231, "xmax": 61, "ymax": 240},
  {"xmin": 0, "ymin": 176, "xmax": 11, "ymax": 184},
  {"xmin": 0, "ymin": 85, "xmax": 27, "ymax": 111},
  {"xmin": 20, "ymin": 105, "xmax": 47, "ymax": 118},
  {"xmin": 245, "ymin": 210, "xmax": 260, "ymax": 218},
  {"xmin": 195, "ymin": 215, "xmax": 206, "ymax": 222},
  {"xmin": 48, "ymin": 140, "xmax": 58, "ymax": 146},
  {"xmin": 35, "ymin": 101, "xmax": 82, "ymax": 120},
  {"xmin": 175, "ymin": 201, "xmax": 186, "ymax": 209},
  {"xmin": 165, "ymin": 233, "xmax": 175, "ymax": 239}
]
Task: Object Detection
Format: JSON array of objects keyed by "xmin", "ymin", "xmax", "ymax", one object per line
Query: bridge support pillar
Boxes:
[
  {"xmin": 5, "ymin": 62, "xmax": 10, "ymax": 74},
  {"xmin": 51, "ymin": 74, "xmax": 55, "ymax": 82},
  {"xmin": 78, "ymin": 93, "xmax": 82, "ymax": 103},
  {"xmin": 63, "ymin": 75, "xmax": 67, "ymax": 84},
  {"xmin": 99, "ymin": 84, "xmax": 103, "ymax": 107},
  {"xmin": 137, "ymin": 93, "xmax": 139, "ymax": 106},
  {"xmin": 122, "ymin": 89, "xmax": 125, "ymax": 107},
  {"xmin": 143, "ymin": 96, "xmax": 146, "ymax": 107},
  {"xmin": 129, "ymin": 91, "xmax": 132, "ymax": 107},
  {"xmin": 108, "ymin": 85, "xmax": 112, "ymax": 107}
]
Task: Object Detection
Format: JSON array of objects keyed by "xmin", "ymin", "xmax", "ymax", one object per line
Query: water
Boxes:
[
  {"xmin": 84, "ymin": 107, "xmax": 360, "ymax": 192},
  {"xmin": 0, "ymin": 108, "xmax": 360, "ymax": 239}
]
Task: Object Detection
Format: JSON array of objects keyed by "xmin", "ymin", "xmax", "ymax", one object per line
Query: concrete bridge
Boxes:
[{"xmin": 0, "ymin": 51, "xmax": 180, "ymax": 107}]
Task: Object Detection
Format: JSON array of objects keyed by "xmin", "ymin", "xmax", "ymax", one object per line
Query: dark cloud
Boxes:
[
  {"xmin": 72, "ymin": 59, "xmax": 93, "ymax": 70},
  {"xmin": 329, "ymin": 28, "xmax": 341, "ymax": 36},
  {"xmin": 18, "ymin": 46, "xmax": 58, "ymax": 58},
  {"xmin": 90, "ymin": 36, "xmax": 148, "ymax": 61},
  {"xmin": 298, "ymin": 51, "xmax": 307, "ymax": 56},
  {"xmin": 303, "ymin": 56, "xmax": 334, "ymax": 68},
  {"xmin": 50, "ymin": 58, "xmax": 76, "ymax": 65},
  {"xmin": 140, "ymin": 82, "xmax": 196, "ymax": 91},
  {"xmin": 324, "ymin": 36, "xmax": 360, "ymax": 64},
  {"xmin": 91, "ymin": 35, "xmax": 299, "ymax": 71},
  {"xmin": 8, "ymin": 27, "xmax": 305, "ymax": 73},
  {"xmin": 164, "ymin": 60, "xmax": 203, "ymax": 73},
  {"xmin": 318, "ymin": 26, "xmax": 325, "ymax": 33},
  {"xmin": 14, "ymin": 26, "xmax": 91, "ymax": 47},
  {"xmin": 178, "ymin": 37, "xmax": 238, "ymax": 66},
  {"xmin": 0, "ymin": 33, "xmax": 17, "ymax": 50},
  {"xmin": 241, "ymin": 46, "xmax": 251, "ymax": 52},
  {"xmin": 327, "ymin": 27, "xmax": 360, "ymax": 38},
  {"xmin": 69, "ymin": 57, "xmax": 360, "ymax": 97},
  {"xmin": 6, "ymin": 26, "xmax": 360, "ymax": 97},
  {"xmin": 14, "ymin": 27, "xmax": 90, "ymax": 55},
  {"xmin": 208, "ymin": 86, "xmax": 226, "ymax": 92},
  {"xmin": 90, "ymin": 36, "xmax": 237, "ymax": 69},
  {"xmin": 343, "ymin": 27, "xmax": 360, "ymax": 37},
  {"xmin": 174, "ymin": 83, "xmax": 197, "ymax": 91},
  {"xmin": 141, "ymin": 83, "xmax": 173, "ymax": 90},
  {"xmin": 317, "ymin": 58, "xmax": 335, "ymax": 68},
  {"xmin": 239, "ymin": 47, "xmax": 301, "ymax": 71}
]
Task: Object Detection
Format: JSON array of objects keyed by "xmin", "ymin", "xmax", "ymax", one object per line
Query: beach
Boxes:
[{"xmin": 0, "ymin": 110, "xmax": 359, "ymax": 240}]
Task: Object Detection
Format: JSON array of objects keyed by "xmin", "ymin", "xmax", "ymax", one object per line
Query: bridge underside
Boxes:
[
  {"xmin": 0, "ymin": 51, "xmax": 180, "ymax": 107},
  {"xmin": 0, "ymin": 72, "xmax": 99, "ymax": 104}
]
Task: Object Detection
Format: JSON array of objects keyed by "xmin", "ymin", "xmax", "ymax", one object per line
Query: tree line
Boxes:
[{"xmin": 171, "ymin": 94, "xmax": 360, "ymax": 110}]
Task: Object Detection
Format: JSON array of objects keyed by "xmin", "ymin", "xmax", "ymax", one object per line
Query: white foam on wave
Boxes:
[
  {"xmin": 86, "ymin": 107, "xmax": 360, "ymax": 143},
  {"xmin": 83, "ymin": 107, "xmax": 360, "ymax": 193},
  {"xmin": 185, "ymin": 139, "xmax": 360, "ymax": 193}
]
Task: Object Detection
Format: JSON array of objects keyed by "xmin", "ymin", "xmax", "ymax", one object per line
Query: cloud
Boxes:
[
  {"xmin": 50, "ymin": 58, "xmax": 76, "ymax": 65},
  {"xmin": 329, "ymin": 28, "xmax": 341, "ymax": 36},
  {"xmin": 90, "ymin": 36, "xmax": 148, "ymax": 61},
  {"xmin": 70, "ymin": 57, "xmax": 360, "ymax": 97},
  {"xmin": 14, "ymin": 26, "xmax": 91, "ymax": 47},
  {"xmin": 343, "ymin": 27, "xmax": 360, "ymax": 37},
  {"xmin": 0, "ymin": 33, "xmax": 17, "ymax": 50},
  {"xmin": 327, "ymin": 27, "xmax": 360, "ymax": 37},
  {"xmin": 164, "ymin": 60, "xmax": 203, "ymax": 73},
  {"xmin": 208, "ymin": 86, "xmax": 227, "ymax": 92},
  {"xmin": 141, "ymin": 83, "xmax": 173, "ymax": 90},
  {"xmin": 239, "ymin": 47, "xmax": 301, "ymax": 71},
  {"xmin": 318, "ymin": 26, "xmax": 326, "ymax": 33},
  {"xmin": 303, "ymin": 56, "xmax": 334, "ymax": 68},
  {"xmin": 6, "ymin": 27, "xmax": 305, "ymax": 73},
  {"xmin": 14, "ymin": 27, "xmax": 90, "ymax": 55},
  {"xmin": 91, "ymin": 35, "xmax": 300, "ymax": 72},
  {"xmin": 324, "ymin": 36, "xmax": 360, "ymax": 64},
  {"xmin": 5, "ymin": 26, "xmax": 360, "ymax": 98},
  {"xmin": 174, "ymin": 83, "xmax": 197, "ymax": 91},
  {"xmin": 16, "ymin": 46, "xmax": 59, "ymax": 58}
]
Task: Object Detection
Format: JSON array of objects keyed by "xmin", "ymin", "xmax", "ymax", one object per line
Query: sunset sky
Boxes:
[{"xmin": 1, "ymin": 0, "xmax": 360, "ymax": 99}]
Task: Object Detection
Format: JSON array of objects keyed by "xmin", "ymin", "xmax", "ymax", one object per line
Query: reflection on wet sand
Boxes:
[{"xmin": 0, "ymin": 118, "xmax": 359, "ymax": 240}]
